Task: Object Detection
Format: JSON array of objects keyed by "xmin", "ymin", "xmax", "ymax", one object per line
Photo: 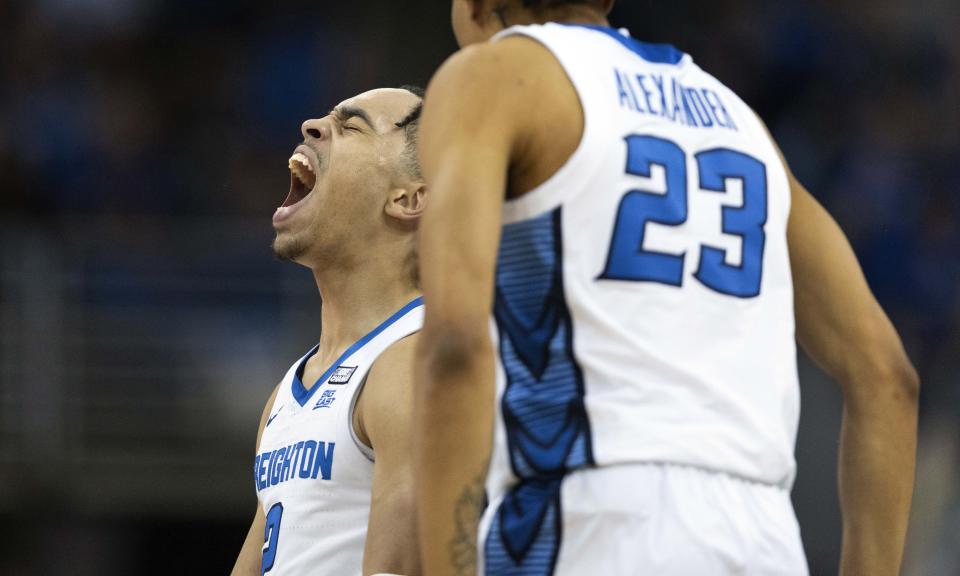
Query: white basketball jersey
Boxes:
[
  {"xmin": 482, "ymin": 25, "xmax": 799, "ymax": 566},
  {"xmin": 254, "ymin": 297, "xmax": 423, "ymax": 576}
]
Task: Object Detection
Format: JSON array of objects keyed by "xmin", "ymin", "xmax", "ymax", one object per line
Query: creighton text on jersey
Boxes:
[{"xmin": 255, "ymin": 440, "xmax": 336, "ymax": 491}]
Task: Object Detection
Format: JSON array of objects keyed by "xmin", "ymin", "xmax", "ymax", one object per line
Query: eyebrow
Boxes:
[
  {"xmin": 332, "ymin": 106, "xmax": 376, "ymax": 133},
  {"xmin": 395, "ymin": 101, "xmax": 423, "ymax": 129}
]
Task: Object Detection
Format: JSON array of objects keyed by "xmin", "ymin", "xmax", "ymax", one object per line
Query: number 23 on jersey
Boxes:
[{"xmin": 599, "ymin": 134, "xmax": 768, "ymax": 299}]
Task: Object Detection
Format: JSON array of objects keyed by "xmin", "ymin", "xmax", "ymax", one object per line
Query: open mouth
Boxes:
[{"xmin": 283, "ymin": 151, "xmax": 317, "ymax": 207}]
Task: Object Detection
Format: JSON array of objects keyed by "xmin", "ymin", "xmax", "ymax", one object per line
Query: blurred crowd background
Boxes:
[{"xmin": 1, "ymin": 0, "xmax": 957, "ymax": 573}]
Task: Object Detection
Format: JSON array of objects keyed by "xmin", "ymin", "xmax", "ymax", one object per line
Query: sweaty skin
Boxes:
[{"xmin": 414, "ymin": 4, "xmax": 918, "ymax": 576}]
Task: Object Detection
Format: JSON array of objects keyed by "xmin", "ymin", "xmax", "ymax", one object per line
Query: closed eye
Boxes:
[{"xmin": 331, "ymin": 106, "xmax": 376, "ymax": 134}]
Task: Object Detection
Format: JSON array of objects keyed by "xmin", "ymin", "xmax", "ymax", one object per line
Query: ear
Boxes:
[
  {"xmin": 602, "ymin": 0, "xmax": 616, "ymax": 15},
  {"xmin": 385, "ymin": 183, "xmax": 427, "ymax": 222}
]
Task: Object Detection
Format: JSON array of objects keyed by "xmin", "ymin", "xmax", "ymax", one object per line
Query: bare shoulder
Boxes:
[
  {"xmin": 425, "ymin": 37, "xmax": 582, "ymax": 196},
  {"xmin": 357, "ymin": 333, "xmax": 421, "ymax": 449},
  {"xmin": 428, "ymin": 36, "xmax": 568, "ymax": 103},
  {"xmin": 366, "ymin": 332, "xmax": 420, "ymax": 388},
  {"xmin": 438, "ymin": 35, "xmax": 560, "ymax": 73}
]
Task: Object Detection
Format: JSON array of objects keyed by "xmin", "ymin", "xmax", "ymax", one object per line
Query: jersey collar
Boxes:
[{"xmin": 290, "ymin": 296, "xmax": 424, "ymax": 407}]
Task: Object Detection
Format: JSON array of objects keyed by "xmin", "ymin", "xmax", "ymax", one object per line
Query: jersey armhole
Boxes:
[
  {"xmin": 348, "ymin": 374, "xmax": 376, "ymax": 463},
  {"xmin": 493, "ymin": 26, "xmax": 609, "ymax": 223},
  {"xmin": 343, "ymin": 305, "xmax": 424, "ymax": 465}
]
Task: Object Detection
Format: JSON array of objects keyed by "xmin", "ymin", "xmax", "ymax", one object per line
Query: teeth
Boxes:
[{"xmin": 288, "ymin": 152, "xmax": 314, "ymax": 173}]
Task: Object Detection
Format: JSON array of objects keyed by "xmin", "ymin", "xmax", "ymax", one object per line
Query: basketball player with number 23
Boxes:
[{"xmin": 414, "ymin": 1, "xmax": 919, "ymax": 575}]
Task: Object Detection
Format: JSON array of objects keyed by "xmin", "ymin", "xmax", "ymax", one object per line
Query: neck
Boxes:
[
  {"xmin": 311, "ymin": 247, "xmax": 419, "ymax": 365},
  {"xmin": 497, "ymin": 4, "xmax": 609, "ymax": 29}
]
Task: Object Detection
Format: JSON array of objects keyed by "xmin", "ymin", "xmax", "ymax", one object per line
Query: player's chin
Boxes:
[{"xmin": 271, "ymin": 231, "xmax": 305, "ymax": 262}]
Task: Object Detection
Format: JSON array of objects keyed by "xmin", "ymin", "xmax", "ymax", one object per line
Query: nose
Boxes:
[{"xmin": 301, "ymin": 118, "xmax": 330, "ymax": 141}]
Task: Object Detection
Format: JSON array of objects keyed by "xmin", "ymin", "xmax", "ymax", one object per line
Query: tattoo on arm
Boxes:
[{"xmin": 448, "ymin": 472, "xmax": 489, "ymax": 576}]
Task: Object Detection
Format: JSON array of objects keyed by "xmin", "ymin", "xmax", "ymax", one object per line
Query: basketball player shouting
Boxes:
[
  {"xmin": 414, "ymin": 1, "xmax": 918, "ymax": 575},
  {"xmin": 231, "ymin": 87, "xmax": 426, "ymax": 576}
]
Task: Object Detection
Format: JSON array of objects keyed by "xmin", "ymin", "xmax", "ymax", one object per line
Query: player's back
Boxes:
[{"xmin": 486, "ymin": 22, "xmax": 799, "ymax": 501}]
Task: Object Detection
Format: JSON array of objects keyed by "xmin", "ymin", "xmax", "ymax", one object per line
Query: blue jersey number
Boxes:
[
  {"xmin": 600, "ymin": 135, "xmax": 688, "ymax": 286},
  {"xmin": 694, "ymin": 148, "xmax": 768, "ymax": 297},
  {"xmin": 261, "ymin": 502, "xmax": 283, "ymax": 575},
  {"xmin": 599, "ymin": 135, "xmax": 768, "ymax": 298}
]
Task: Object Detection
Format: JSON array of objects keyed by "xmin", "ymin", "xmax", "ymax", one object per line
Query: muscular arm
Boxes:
[
  {"xmin": 231, "ymin": 384, "xmax": 281, "ymax": 576},
  {"xmin": 783, "ymin": 155, "xmax": 919, "ymax": 575},
  {"xmin": 414, "ymin": 37, "xmax": 581, "ymax": 575},
  {"xmin": 414, "ymin": 46, "xmax": 512, "ymax": 576},
  {"xmin": 413, "ymin": 43, "xmax": 522, "ymax": 576},
  {"xmin": 359, "ymin": 335, "xmax": 422, "ymax": 576}
]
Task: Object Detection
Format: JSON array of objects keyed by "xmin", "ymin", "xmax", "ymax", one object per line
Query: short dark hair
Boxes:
[{"xmin": 396, "ymin": 85, "xmax": 425, "ymax": 179}]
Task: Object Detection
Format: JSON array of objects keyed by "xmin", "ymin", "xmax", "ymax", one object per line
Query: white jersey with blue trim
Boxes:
[
  {"xmin": 254, "ymin": 297, "xmax": 423, "ymax": 576},
  {"xmin": 481, "ymin": 22, "xmax": 799, "ymax": 574}
]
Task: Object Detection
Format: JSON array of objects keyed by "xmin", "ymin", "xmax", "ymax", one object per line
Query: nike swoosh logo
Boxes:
[{"xmin": 265, "ymin": 407, "xmax": 282, "ymax": 427}]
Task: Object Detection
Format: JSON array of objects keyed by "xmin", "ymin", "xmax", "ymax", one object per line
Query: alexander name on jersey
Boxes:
[
  {"xmin": 254, "ymin": 439, "xmax": 336, "ymax": 492},
  {"xmin": 614, "ymin": 68, "xmax": 738, "ymax": 131}
]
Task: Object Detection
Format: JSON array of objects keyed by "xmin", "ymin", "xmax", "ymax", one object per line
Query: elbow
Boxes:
[
  {"xmin": 417, "ymin": 323, "xmax": 492, "ymax": 386},
  {"xmin": 842, "ymin": 348, "xmax": 920, "ymax": 408},
  {"xmin": 831, "ymin": 313, "xmax": 920, "ymax": 407},
  {"xmin": 894, "ymin": 356, "xmax": 920, "ymax": 404},
  {"xmin": 875, "ymin": 355, "xmax": 920, "ymax": 408}
]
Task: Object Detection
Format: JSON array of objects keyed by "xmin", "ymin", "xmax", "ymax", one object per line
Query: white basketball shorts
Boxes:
[{"xmin": 479, "ymin": 463, "xmax": 809, "ymax": 575}]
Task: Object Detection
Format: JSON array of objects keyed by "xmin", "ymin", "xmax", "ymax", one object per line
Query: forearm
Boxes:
[
  {"xmin": 231, "ymin": 517, "xmax": 263, "ymax": 576},
  {"xmin": 414, "ymin": 337, "xmax": 494, "ymax": 576},
  {"xmin": 837, "ymin": 369, "xmax": 918, "ymax": 576},
  {"xmin": 363, "ymin": 487, "xmax": 421, "ymax": 576}
]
